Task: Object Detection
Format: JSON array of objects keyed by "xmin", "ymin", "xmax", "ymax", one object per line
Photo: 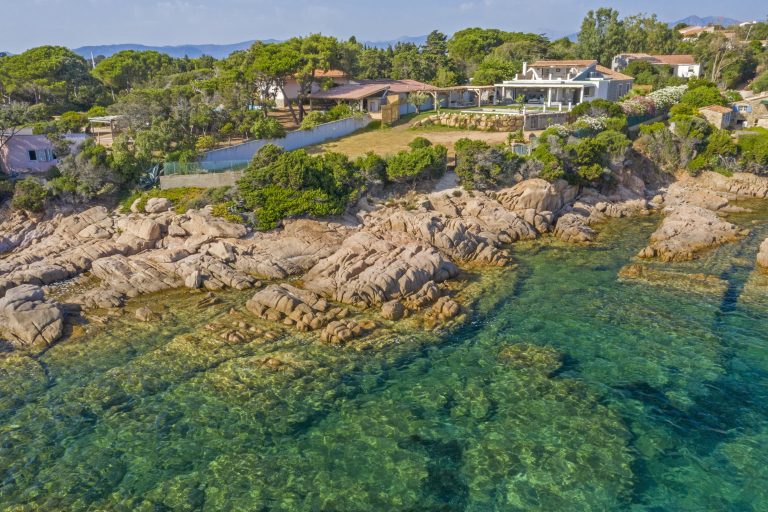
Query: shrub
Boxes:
[
  {"xmin": 738, "ymin": 129, "xmax": 768, "ymax": 171},
  {"xmin": 300, "ymin": 111, "xmax": 327, "ymax": 130},
  {"xmin": 385, "ymin": 145, "xmax": 448, "ymax": 184},
  {"xmin": 250, "ymin": 144, "xmax": 285, "ymax": 169},
  {"xmin": 238, "ymin": 149, "xmax": 362, "ymax": 229},
  {"xmin": 668, "ymin": 103, "xmax": 699, "ymax": 118},
  {"xmin": 195, "ymin": 135, "xmax": 217, "ymax": 152},
  {"xmin": 252, "ymin": 115, "xmax": 286, "ymax": 139},
  {"xmin": 12, "ymin": 178, "xmax": 47, "ymax": 212},
  {"xmin": 354, "ymin": 151, "xmax": 387, "ymax": 183},
  {"xmin": 408, "ymin": 136, "xmax": 432, "ymax": 149},
  {"xmin": 570, "ymin": 99, "xmax": 624, "ymax": 120},
  {"xmin": 679, "ymin": 86, "xmax": 727, "ymax": 108},
  {"xmin": 454, "ymin": 138, "xmax": 521, "ymax": 190},
  {"xmin": 211, "ymin": 201, "xmax": 243, "ymax": 223},
  {"xmin": 0, "ymin": 178, "xmax": 14, "ymax": 203},
  {"xmin": 647, "ymin": 85, "xmax": 687, "ymax": 111},
  {"xmin": 752, "ymin": 70, "xmax": 768, "ymax": 93},
  {"xmin": 119, "ymin": 187, "xmax": 211, "ymax": 213},
  {"xmin": 56, "ymin": 111, "xmax": 89, "ymax": 133},
  {"xmin": 327, "ymin": 104, "xmax": 353, "ymax": 121}
]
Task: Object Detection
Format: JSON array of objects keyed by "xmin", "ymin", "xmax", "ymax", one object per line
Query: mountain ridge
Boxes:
[{"xmin": 72, "ymin": 35, "xmax": 430, "ymax": 59}]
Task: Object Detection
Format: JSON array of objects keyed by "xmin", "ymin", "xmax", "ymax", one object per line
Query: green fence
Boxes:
[{"xmin": 163, "ymin": 160, "xmax": 250, "ymax": 176}]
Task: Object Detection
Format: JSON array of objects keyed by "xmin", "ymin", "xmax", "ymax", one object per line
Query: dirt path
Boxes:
[{"xmin": 308, "ymin": 119, "xmax": 513, "ymax": 158}]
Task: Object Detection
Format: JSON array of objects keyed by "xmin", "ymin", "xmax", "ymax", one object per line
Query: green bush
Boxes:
[
  {"xmin": 354, "ymin": 151, "xmax": 387, "ymax": 183},
  {"xmin": 0, "ymin": 178, "xmax": 14, "ymax": 203},
  {"xmin": 251, "ymin": 115, "xmax": 286, "ymax": 139},
  {"xmin": 454, "ymin": 138, "xmax": 521, "ymax": 190},
  {"xmin": 238, "ymin": 149, "xmax": 362, "ymax": 229},
  {"xmin": 119, "ymin": 187, "xmax": 217, "ymax": 213},
  {"xmin": 738, "ymin": 129, "xmax": 768, "ymax": 170},
  {"xmin": 300, "ymin": 105, "xmax": 355, "ymax": 130},
  {"xmin": 679, "ymin": 86, "xmax": 727, "ymax": 108},
  {"xmin": 300, "ymin": 111, "xmax": 327, "ymax": 130},
  {"xmin": 752, "ymin": 70, "xmax": 768, "ymax": 93},
  {"xmin": 530, "ymin": 128, "xmax": 629, "ymax": 184},
  {"xmin": 12, "ymin": 178, "xmax": 47, "ymax": 212},
  {"xmin": 668, "ymin": 103, "xmax": 699, "ymax": 118},
  {"xmin": 195, "ymin": 135, "xmax": 217, "ymax": 152},
  {"xmin": 569, "ymin": 99, "xmax": 625, "ymax": 120},
  {"xmin": 408, "ymin": 136, "xmax": 432, "ymax": 149},
  {"xmin": 250, "ymin": 144, "xmax": 285, "ymax": 169},
  {"xmin": 385, "ymin": 145, "xmax": 448, "ymax": 184}
]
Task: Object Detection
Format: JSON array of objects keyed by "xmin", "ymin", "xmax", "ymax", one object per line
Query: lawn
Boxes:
[{"xmin": 307, "ymin": 115, "xmax": 513, "ymax": 159}]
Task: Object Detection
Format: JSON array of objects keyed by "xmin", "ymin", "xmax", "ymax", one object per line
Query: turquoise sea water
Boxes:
[{"xmin": 1, "ymin": 210, "xmax": 768, "ymax": 511}]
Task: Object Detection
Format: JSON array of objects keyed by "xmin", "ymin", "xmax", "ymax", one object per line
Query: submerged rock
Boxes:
[
  {"xmin": 618, "ymin": 263, "xmax": 728, "ymax": 295},
  {"xmin": 757, "ymin": 238, "xmax": 768, "ymax": 270},
  {"xmin": 246, "ymin": 284, "xmax": 348, "ymax": 332},
  {"xmin": 381, "ymin": 300, "xmax": 405, "ymax": 320},
  {"xmin": 135, "ymin": 306, "xmax": 156, "ymax": 322}
]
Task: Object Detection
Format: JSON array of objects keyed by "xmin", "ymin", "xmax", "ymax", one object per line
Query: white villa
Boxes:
[
  {"xmin": 494, "ymin": 60, "xmax": 634, "ymax": 109},
  {"xmin": 612, "ymin": 54, "xmax": 701, "ymax": 78}
]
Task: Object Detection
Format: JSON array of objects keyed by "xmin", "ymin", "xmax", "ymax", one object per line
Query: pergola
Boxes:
[
  {"xmin": 87, "ymin": 115, "xmax": 123, "ymax": 144},
  {"xmin": 435, "ymin": 85, "xmax": 497, "ymax": 109}
]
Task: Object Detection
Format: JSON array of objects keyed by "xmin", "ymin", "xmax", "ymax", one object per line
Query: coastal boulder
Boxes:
[
  {"xmin": 638, "ymin": 206, "xmax": 745, "ymax": 262},
  {"xmin": 757, "ymin": 238, "xmax": 768, "ymax": 269},
  {"xmin": 381, "ymin": 300, "xmax": 405, "ymax": 320},
  {"xmin": 181, "ymin": 210, "xmax": 247, "ymax": 239},
  {"xmin": 145, "ymin": 197, "xmax": 173, "ymax": 213},
  {"xmin": 117, "ymin": 217, "xmax": 163, "ymax": 241},
  {"xmin": 496, "ymin": 179, "xmax": 578, "ymax": 214},
  {"xmin": 0, "ymin": 284, "xmax": 64, "ymax": 349},
  {"xmin": 246, "ymin": 284, "xmax": 349, "ymax": 331}
]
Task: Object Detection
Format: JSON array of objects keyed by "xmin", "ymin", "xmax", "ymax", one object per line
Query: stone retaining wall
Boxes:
[
  {"xmin": 413, "ymin": 111, "xmax": 569, "ymax": 132},
  {"xmin": 160, "ymin": 170, "xmax": 244, "ymax": 190}
]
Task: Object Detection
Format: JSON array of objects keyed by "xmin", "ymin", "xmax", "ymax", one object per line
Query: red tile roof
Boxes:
[
  {"xmin": 700, "ymin": 105, "xmax": 732, "ymax": 114},
  {"xmin": 595, "ymin": 65, "xmax": 634, "ymax": 81},
  {"xmin": 359, "ymin": 79, "xmax": 437, "ymax": 93},
  {"xmin": 651, "ymin": 54, "xmax": 696, "ymax": 65},
  {"xmin": 308, "ymin": 83, "xmax": 390, "ymax": 101}
]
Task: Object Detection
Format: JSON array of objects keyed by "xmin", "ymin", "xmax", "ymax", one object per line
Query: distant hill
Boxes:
[
  {"xmin": 72, "ymin": 35, "xmax": 430, "ymax": 60},
  {"xmin": 72, "ymin": 40, "xmax": 276, "ymax": 59},
  {"xmin": 670, "ymin": 15, "xmax": 742, "ymax": 28},
  {"xmin": 361, "ymin": 35, "xmax": 428, "ymax": 49}
]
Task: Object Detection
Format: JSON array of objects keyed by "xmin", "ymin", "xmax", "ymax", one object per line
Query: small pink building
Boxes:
[{"xmin": 0, "ymin": 129, "xmax": 88, "ymax": 175}]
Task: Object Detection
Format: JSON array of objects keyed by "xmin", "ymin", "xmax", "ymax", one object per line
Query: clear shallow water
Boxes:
[{"xmin": 1, "ymin": 212, "xmax": 768, "ymax": 511}]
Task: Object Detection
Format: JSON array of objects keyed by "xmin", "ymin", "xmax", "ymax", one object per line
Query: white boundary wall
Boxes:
[{"xmin": 201, "ymin": 115, "xmax": 372, "ymax": 163}]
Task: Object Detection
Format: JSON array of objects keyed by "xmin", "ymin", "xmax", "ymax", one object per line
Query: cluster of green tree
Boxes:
[
  {"xmin": 234, "ymin": 141, "xmax": 447, "ymax": 229},
  {"xmin": 623, "ymin": 60, "xmax": 685, "ymax": 90},
  {"xmin": 453, "ymin": 138, "xmax": 523, "ymax": 189},
  {"xmin": 627, "ymin": 82, "xmax": 767, "ymax": 175},
  {"xmin": 527, "ymin": 101, "xmax": 632, "ymax": 184}
]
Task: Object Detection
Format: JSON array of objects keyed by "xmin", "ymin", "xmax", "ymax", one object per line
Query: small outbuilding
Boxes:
[
  {"xmin": 698, "ymin": 105, "xmax": 733, "ymax": 130},
  {"xmin": 0, "ymin": 128, "xmax": 88, "ymax": 175}
]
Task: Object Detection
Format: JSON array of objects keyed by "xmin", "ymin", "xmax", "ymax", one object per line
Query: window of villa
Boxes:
[
  {"xmin": 28, "ymin": 149, "xmax": 55, "ymax": 162},
  {"xmin": 555, "ymin": 68, "xmax": 561, "ymax": 72}
]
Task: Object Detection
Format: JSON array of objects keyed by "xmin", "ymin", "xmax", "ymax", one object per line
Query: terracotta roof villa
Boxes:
[{"xmin": 308, "ymin": 79, "xmax": 438, "ymax": 115}]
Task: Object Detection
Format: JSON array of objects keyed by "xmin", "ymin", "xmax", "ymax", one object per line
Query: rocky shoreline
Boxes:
[{"xmin": 2, "ymin": 169, "xmax": 768, "ymax": 351}]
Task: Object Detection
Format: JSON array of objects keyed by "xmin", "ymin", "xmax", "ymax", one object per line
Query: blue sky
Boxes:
[{"xmin": 1, "ymin": 0, "xmax": 766, "ymax": 53}]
